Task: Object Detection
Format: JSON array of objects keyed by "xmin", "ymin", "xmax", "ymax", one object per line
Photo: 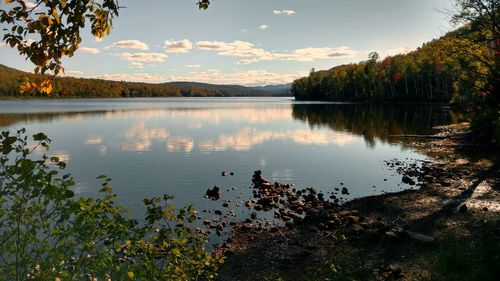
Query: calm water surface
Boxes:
[{"xmin": 0, "ymin": 97, "xmax": 451, "ymax": 215}]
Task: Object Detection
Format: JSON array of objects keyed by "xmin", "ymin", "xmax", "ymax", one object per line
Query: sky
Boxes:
[{"xmin": 0, "ymin": 0, "xmax": 456, "ymax": 86}]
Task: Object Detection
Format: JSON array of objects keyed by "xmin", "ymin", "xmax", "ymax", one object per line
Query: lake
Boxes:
[{"xmin": 0, "ymin": 97, "xmax": 451, "ymax": 218}]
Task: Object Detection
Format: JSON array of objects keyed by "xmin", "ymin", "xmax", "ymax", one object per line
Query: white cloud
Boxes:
[
  {"xmin": 98, "ymin": 73, "xmax": 167, "ymax": 83},
  {"xmin": 259, "ymin": 25, "xmax": 269, "ymax": 30},
  {"xmin": 198, "ymin": 127, "xmax": 354, "ymax": 152},
  {"xmin": 186, "ymin": 64, "xmax": 202, "ymax": 68},
  {"xmin": 380, "ymin": 47, "xmax": 415, "ymax": 58},
  {"xmin": 79, "ymin": 47, "xmax": 101, "ymax": 54},
  {"xmin": 288, "ymin": 46, "xmax": 358, "ymax": 61},
  {"xmin": 170, "ymin": 69, "xmax": 307, "ymax": 86},
  {"xmin": 85, "ymin": 135, "xmax": 103, "ymax": 145},
  {"xmin": 63, "ymin": 70, "xmax": 84, "ymax": 76},
  {"xmin": 195, "ymin": 40, "xmax": 358, "ymax": 64},
  {"xmin": 24, "ymin": 1, "xmax": 38, "ymax": 9},
  {"xmin": 273, "ymin": 10, "xmax": 295, "ymax": 16},
  {"xmin": 167, "ymin": 137, "xmax": 194, "ymax": 153},
  {"xmin": 120, "ymin": 52, "xmax": 168, "ymax": 68},
  {"xmin": 164, "ymin": 39, "xmax": 193, "ymax": 53},
  {"xmin": 108, "ymin": 40, "xmax": 149, "ymax": 50}
]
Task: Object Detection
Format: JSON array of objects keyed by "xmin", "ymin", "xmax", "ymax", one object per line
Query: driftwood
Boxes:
[
  {"xmin": 390, "ymin": 134, "xmax": 449, "ymax": 139},
  {"xmin": 391, "ymin": 131, "xmax": 471, "ymax": 139}
]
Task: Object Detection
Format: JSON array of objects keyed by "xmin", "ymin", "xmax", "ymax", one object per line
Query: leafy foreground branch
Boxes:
[{"xmin": 0, "ymin": 129, "xmax": 223, "ymax": 281}]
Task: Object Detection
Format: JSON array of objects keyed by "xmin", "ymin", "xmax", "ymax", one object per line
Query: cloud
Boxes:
[
  {"xmin": 380, "ymin": 47, "xmax": 415, "ymax": 58},
  {"xmin": 85, "ymin": 135, "xmax": 103, "ymax": 145},
  {"xmin": 186, "ymin": 64, "xmax": 202, "ymax": 68},
  {"xmin": 288, "ymin": 46, "xmax": 358, "ymax": 61},
  {"xmin": 63, "ymin": 70, "xmax": 84, "ymax": 76},
  {"xmin": 121, "ymin": 123, "xmax": 169, "ymax": 152},
  {"xmin": 167, "ymin": 137, "xmax": 194, "ymax": 153},
  {"xmin": 170, "ymin": 69, "xmax": 307, "ymax": 86},
  {"xmin": 24, "ymin": 1, "xmax": 38, "ymax": 9},
  {"xmin": 198, "ymin": 127, "xmax": 354, "ymax": 152},
  {"xmin": 163, "ymin": 39, "xmax": 192, "ymax": 53},
  {"xmin": 195, "ymin": 40, "xmax": 358, "ymax": 64},
  {"xmin": 273, "ymin": 10, "xmax": 295, "ymax": 16},
  {"xmin": 49, "ymin": 152, "xmax": 70, "ymax": 162},
  {"xmin": 98, "ymin": 73, "xmax": 167, "ymax": 83},
  {"xmin": 259, "ymin": 25, "xmax": 269, "ymax": 30},
  {"xmin": 196, "ymin": 40, "xmax": 274, "ymax": 59},
  {"xmin": 120, "ymin": 52, "xmax": 168, "ymax": 68},
  {"xmin": 108, "ymin": 40, "xmax": 149, "ymax": 50},
  {"xmin": 79, "ymin": 47, "xmax": 101, "ymax": 54}
]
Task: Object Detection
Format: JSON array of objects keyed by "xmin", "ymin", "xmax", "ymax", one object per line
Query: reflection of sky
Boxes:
[
  {"xmin": 1, "ymin": 98, "xmax": 428, "ymax": 217},
  {"xmin": 82, "ymin": 104, "xmax": 356, "ymax": 153}
]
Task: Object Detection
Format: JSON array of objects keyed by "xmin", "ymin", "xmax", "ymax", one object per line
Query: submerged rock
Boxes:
[{"xmin": 205, "ymin": 186, "xmax": 220, "ymax": 200}]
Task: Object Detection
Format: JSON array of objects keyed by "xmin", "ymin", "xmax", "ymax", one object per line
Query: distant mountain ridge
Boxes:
[{"xmin": 0, "ymin": 64, "xmax": 292, "ymax": 98}]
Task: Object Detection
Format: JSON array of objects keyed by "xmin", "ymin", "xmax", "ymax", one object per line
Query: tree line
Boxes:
[
  {"xmin": 0, "ymin": 64, "xmax": 285, "ymax": 98},
  {"xmin": 292, "ymin": 27, "xmax": 488, "ymax": 104}
]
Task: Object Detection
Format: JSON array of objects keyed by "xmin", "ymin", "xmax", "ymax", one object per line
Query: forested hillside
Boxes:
[
  {"xmin": 0, "ymin": 64, "xmax": 290, "ymax": 98},
  {"xmin": 292, "ymin": 26, "xmax": 490, "ymax": 103}
]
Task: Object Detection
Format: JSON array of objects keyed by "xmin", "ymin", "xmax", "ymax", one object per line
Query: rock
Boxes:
[
  {"xmin": 407, "ymin": 231, "xmax": 435, "ymax": 243},
  {"xmin": 222, "ymin": 202, "xmax": 229, "ymax": 208},
  {"xmin": 341, "ymin": 187, "xmax": 349, "ymax": 195},
  {"xmin": 306, "ymin": 226, "xmax": 319, "ymax": 233},
  {"xmin": 221, "ymin": 171, "xmax": 228, "ymax": 176},
  {"xmin": 345, "ymin": 215, "xmax": 360, "ymax": 225},
  {"xmin": 338, "ymin": 210, "xmax": 359, "ymax": 217},
  {"xmin": 440, "ymin": 180, "xmax": 452, "ymax": 187},
  {"xmin": 216, "ymin": 224, "xmax": 223, "ymax": 231},
  {"xmin": 362, "ymin": 229, "xmax": 381, "ymax": 242},
  {"xmin": 245, "ymin": 200, "xmax": 254, "ymax": 208},
  {"xmin": 349, "ymin": 224, "xmax": 363, "ymax": 233},
  {"xmin": 214, "ymin": 210, "xmax": 222, "ymax": 215},
  {"xmin": 205, "ymin": 186, "xmax": 220, "ymax": 200},
  {"xmin": 230, "ymin": 172, "xmax": 234, "ymax": 176},
  {"xmin": 254, "ymin": 204, "xmax": 263, "ymax": 211},
  {"xmin": 251, "ymin": 212, "xmax": 257, "ymax": 220},
  {"xmin": 459, "ymin": 204, "xmax": 468, "ymax": 213},
  {"xmin": 402, "ymin": 176, "xmax": 412, "ymax": 184}
]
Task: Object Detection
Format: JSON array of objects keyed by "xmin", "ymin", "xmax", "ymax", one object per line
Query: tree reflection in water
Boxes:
[{"xmin": 292, "ymin": 103, "xmax": 453, "ymax": 147}]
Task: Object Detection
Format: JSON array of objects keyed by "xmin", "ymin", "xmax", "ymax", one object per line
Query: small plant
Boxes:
[{"xmin": 0, "ymin": 129, "xmax": 223, "ymax": 280}]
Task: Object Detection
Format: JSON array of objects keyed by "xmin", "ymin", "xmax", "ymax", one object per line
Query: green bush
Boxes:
[
  {"xmin": 470, "ymin": 108, "xmax": 499, "ymax": 144},
  {"xmin": 0, "ymin": 129, "xmax": 223, "ymax": 281}
]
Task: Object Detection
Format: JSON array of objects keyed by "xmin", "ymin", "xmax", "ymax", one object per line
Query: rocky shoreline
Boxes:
[{"xmin": 215, "ymin": 123, "xmax": 499, "ymax": 281}]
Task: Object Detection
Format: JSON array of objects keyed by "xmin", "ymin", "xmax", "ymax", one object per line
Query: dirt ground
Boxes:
[{"xmin": 216, "ymin": 123, "xmax": 499, "ymax": 281}]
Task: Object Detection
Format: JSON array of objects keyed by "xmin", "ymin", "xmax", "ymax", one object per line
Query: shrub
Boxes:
[{"xmin": 0, "ymin": 129, "xmax": 223, "ymax": 281}]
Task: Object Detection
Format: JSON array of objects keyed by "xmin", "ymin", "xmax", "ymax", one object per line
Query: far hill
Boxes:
[{"xmin": 0, "ymin": 64, "xmax": 292, "ymax": 98}]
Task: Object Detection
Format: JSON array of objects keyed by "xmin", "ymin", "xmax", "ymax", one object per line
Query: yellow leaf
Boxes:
[
  {"xmin": 127, "ymin": 271, "xmax": 134, "ymax": 279},
  {"xmin": 171, "ymin": 248, "xmax": 181, "ymax": 256}
]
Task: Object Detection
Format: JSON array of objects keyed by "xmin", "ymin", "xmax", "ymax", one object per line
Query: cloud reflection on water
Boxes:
[{"xmin": 110, "ymin": 107, "xmax": 357, "ymax": 153}]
